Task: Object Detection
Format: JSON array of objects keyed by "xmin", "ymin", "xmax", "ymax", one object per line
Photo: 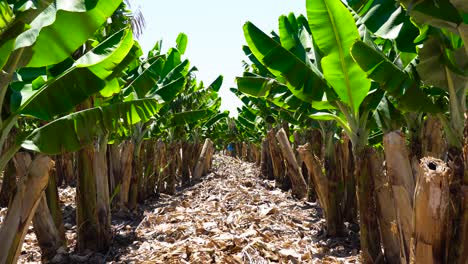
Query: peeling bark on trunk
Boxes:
[
  {"xmin": 298, "ymin": 142, "xmax": 343, "ymax": 236},
  {"xmin": 383, "ymin": 131, "xmax": 414, "ymax": 262},
  {"xmin": 157, "ymin": 141, "xmax": 168, "ymax": 194},
  {"xmin": 76, "ymin": 139, "xmax": 111, "ymax": 253},
  {"xmin": 0, "ymin": 155, "xmax": 53, "ymax": 264},
  {"xmin": 33, "ymin": 194, "xmax": 65, "ymax": 261},
  {"xmin": 193, "ymin": 139, "xmax": 214, "ymax": 182},
  {"xmin": 242, "ymin": 142, "xmax": 248, "ymax": 161},
  {"xmin": 411, "ymin": 158, "xmax": 450, "ymax": 264},
  {"xmin": 276, "ymin": 128, "xmax": 307, "ymax": 199},
  {"xmin": 267, "ymin": 129, "xmax": 286, "ymax": 188},
  {"xmin": 354, "ymin": 147, "xmax": 383, "ymax": 264},
  {"xmin": 119, "ymin": 140, "xmax": 134, "ymax": 207},
  {"xmin": 373, "ymin": 152, "xmax": 401, "ymax": 264}
]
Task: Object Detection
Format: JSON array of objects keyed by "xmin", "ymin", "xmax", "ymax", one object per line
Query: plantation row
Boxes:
[
  {"xmin": 229, "ymin": 0, "xmax": 468, "ymax": 263},
  {"xmin": 0, "ymin": 1, "xmax": 234, "ymax": 263}
]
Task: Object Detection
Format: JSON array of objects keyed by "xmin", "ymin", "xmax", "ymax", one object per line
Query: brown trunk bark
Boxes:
[
  {"xmin": 446, "ymin": 146, "xmax": 465, "ymax": 264},
  {"xmin": 128, "ymin": 140, "xmax": 143, "ymax": 210},
  {"xmin": 33, "ymin": 194, "xmax": 65, "ymax": 261},
  {"xmin": 373, "ymin": 151, "xmax": 401, "ymax": 264},
  {"xmin": 276, "ymin": 128, "xmax": 307, "ymax": 199},
  {"xmin": 0, "ymin": 158, "xmax": 16, "ymax": 207},
  {"xmin": 298, "ymin": 143, "xmax": 343, "ymax": 236},
  {"xmin": 108, "ymin": 143, "xmax": 121, "ymax": 201},
  {"xmin": 339, "ymin": 135, "xmax": 357, "ymax": 223},
  {"xmin": 242, "ymin": 142, "xmax": 248, "ymax": 161},
  {"xmin": 181, "ymin": 142, "xmax": 193, "ymax": 185},
  {"xmin": 164, "ymin": 143, "xmax": 178, "ymax": 195},
  {"xmin": 422, "ymin": 115, "xmax": 446, "ymax": 159},
  {"xmin": 193, "ymin": 139, "xmax": 214, "ymax": 181},
  {"xmin": 411, "ymin": 158, "xmax": 450, "ymax": 264},
  {"xmin": 45, "ymin": 170, "xmax": 66, "ymax": 244},
  {"xmin": 354, "ymin": 147, "xmax": 383, "ymax": 264},
  {"xmin": 383, "ymin": 131, "xmax": 415, "ymax": 262},
  {"xmin": 157, "ymin": 141, "xmax": 168, "ymax": 194},
  {"xmin": 119, "ymin": 140, "xmax": 134, "ymax": 207},
  {"xmin": 298, "ymin": 144, "xmax": 327, "ymax": 209},
  {"xmin": 76, "ymin": 140, "xmax": 111, "ymax": 252},
  {"xmin": 0, "ymin": 155, "xmax": 53, "ymax": 264},
  {"xmin": 267, "ymin": 129, "xmax": 286, "ymax": 187},
  {"xmin": 260, "ymin": 138, "xmax": 274, "ymax": 180}
]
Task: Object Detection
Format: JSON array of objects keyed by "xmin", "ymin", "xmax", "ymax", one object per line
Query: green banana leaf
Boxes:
[
  {"xmin": 208, "ymin": 75, "xmax": 223, "ymax": 92},
  {"xmin": 203, "ymin": 111, "xmax": 229, "ymax": 128},
  {"xmin": 351, "ymin": 40, "xmax": 442, "ymax": 113},
  {"xmin": 170, "ymin": 109, "xmax": 213, "ymax": 126},
  {"xmin": 306, "ymin": 0, "xmax": 371, "ymax": 113},
  {"xmin": 75, "ymin": 28, "xmax": 134, "ymax": 80},
  {"xmin": 16, "ymin": 0, "xmax": 123, "ymax": 67},
  {"xmin": 243, "ymin": 22, "xmax": 325, "ymax": 103},
  {"xmin": 12, "ymin": 28, "xmax": 136, "ymax": 120},
  {"xmin": 176, "ymin": 32, "xmax": 188, "ymax": 55},
  {"xmin": 22, "ymin": 99, "xmax": 160, "ymax": 154}
]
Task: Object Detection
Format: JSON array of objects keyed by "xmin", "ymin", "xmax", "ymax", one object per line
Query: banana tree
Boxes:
[{"xmin": 239, "ymin": 0, "xmax": 385, "ymax": 260}]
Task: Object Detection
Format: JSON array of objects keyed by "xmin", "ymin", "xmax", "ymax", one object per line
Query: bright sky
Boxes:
[{"xmin": 131, "ymin": 0, "xmax": 306, "ymax": 116}]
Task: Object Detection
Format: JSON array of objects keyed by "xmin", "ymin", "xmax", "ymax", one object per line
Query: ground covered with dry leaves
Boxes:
[{"xmin": 1, "ymin": 155, "xmax": 360, "ymax": 263}]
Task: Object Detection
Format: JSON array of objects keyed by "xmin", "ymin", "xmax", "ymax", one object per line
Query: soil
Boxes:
[{"xmin": 0, "ymin": 155, "xmax": 360, "ymax": 263}]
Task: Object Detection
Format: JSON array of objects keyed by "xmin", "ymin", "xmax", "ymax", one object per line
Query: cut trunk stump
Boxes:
[
  {"xmin": 276, "ymin": 128, "xmax": 307, "ymax": 199},
  {"xmin": 193, "ymin": 138, "xmax": 214, "ymax": 182},
  {"xmin": 0, "ymin": 154, "xmax": 54, "ymax": 264},
  {"xmin": 411, "ymin": 158, "xmax": 450, "ymax": 264}
]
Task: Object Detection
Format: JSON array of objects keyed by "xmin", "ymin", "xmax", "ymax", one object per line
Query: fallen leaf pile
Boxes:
[{"xmin": 0, "ymin": 155, "xmax": 360, "ymax": 263}]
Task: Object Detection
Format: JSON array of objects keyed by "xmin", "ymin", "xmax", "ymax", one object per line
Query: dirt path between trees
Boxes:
[{"xmin": 2, "ymin": 155, "xmax": 360, "ymax": 263}]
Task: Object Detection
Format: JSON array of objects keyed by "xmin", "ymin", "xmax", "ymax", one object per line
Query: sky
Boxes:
[{"xmin": 130, "ymin": 0, "xmax": 306, "ymax": 116}]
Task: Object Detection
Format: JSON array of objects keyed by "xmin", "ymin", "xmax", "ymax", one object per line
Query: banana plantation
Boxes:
[{"xmin": 0, "ymin": 0, "xmax": 466, "ymax": 263}]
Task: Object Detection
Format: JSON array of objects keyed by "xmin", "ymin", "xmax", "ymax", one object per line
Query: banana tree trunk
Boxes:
[
  {"xmin": 108, "ymin": 143, "xmax": 122, "ymax": 200},
  {"xmin": 193, "ymin": 139, "xmax": 214, "ymax": 182},
  {"xmin": 339, "ymin": 135, "xmax": 357, "ymax": 223},
  {"xmin": 412, "ymin": 157, "xmax": 450, "ymax": 264},
  {"xmin": 260, "ymin": 138, "xmax": 274, "ymax": 180},
  {"xmin": 181, "ymin": 142, "xmax": 193, "ymax": 186},
  {"xmin": 354, "ymin": 147, "xmax": 383, "ymax": 264},
  {"xmin": 157, "ymin": 141, "xmax": 168, "ymax": 194},
  {"xmin": 119, "ymin": 140, "xmax": 134, "ymax": 207},
  {"xmin": 383, "ymin": 131, "xmax": 415, "ymax": 262},
  {"xmin": 373, "ymin": 151, "xmax": 401, "ymax": 264},
  {"xmin": 276, "ymin": 128, "xmax": 307, "ymax": 199},
  {"xmin": 267, "ymin": 129, "xmax": 286, "ymax": 187},
  {"xmin": 128, "ymin": 139, "xmax": 143, "ymax": 210},
  {"xmin": 76, "ymin": 136, "xmax": 111, "ymax": 252},
  {"xmin": 0, "ymin": 154, "xmax": 54, "ymax": 264},
  {"xmin": 164, "ymin": 143, "xmax": 178, "ymax": 195},
  {"xmin": 33, "ymin": 194, "xmax": 65, "ymax": 261},
  {"xmin": 45, "ymin": 169, "xmax": 66, "ymax": 244},
  {"xmin": 0, "ymin": 158, "xmax": 16, "ymax": 207},
  {"xmin": 422, "ymin": 115, "xmax": 446, "ymax": 159}
]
